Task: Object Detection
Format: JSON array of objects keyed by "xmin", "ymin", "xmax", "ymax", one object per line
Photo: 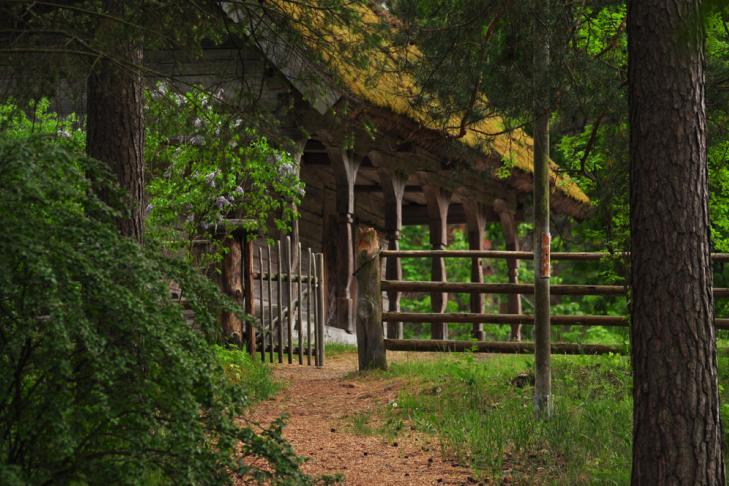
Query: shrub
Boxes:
[{"xmin": 0, "ymin": 123, "xmax": 314, "ymax": 483}]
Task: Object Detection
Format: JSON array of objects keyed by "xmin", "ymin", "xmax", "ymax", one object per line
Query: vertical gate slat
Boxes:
[
  {"xmin": 286, "ymin": 236, "xmax": 293, "ymax": 364},
  {"xmin": 258, "ymin": 247, "xmax": 265, "ymax": 362},
  {"xmin": 307, "ymin": 248, "xmax": 313, "ymax": 366},
  {"xmin": 316, "ymin": 252, "xmax": 326, "ymax": 367},
  {"xmin": 267, "ymin": 244, "xmax": 274, "ymax": 363},
  {"xmin": 312, "ymin": 255, "xmax": 320, "ymax": 367},
  {"xmin": 277, "ymin": 240, "xmax": 284, "ymax": 364},
  {"xmin": 297, "ymin": 242, "xmax": 304, "ymax": 365}
]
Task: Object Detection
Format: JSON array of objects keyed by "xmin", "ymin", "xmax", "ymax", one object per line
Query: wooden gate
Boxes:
[{"xmin": 242, "ymin": 236, "xmax": 326, "ymax": 367}]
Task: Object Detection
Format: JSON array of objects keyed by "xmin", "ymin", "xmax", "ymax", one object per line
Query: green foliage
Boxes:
[
  {"xmin": 0, "ymin": 109, "xmax": 317, "ymax": 485},
  {"xmin": 145, "ymin": 85, "xmax": 303, "ymax": 264},
  {"xmin": 381, "ymin": 354, "xmax": 633, "ymax": 483}
]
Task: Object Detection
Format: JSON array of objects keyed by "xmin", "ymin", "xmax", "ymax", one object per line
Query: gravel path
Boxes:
[{"xmin": 248, "ymin": 352, "xmax": 475, "ymax": 485}]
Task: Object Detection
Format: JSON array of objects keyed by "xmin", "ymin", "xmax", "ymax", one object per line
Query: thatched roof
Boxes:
[{"xmin": 245, "ymin": 2, "xmax": 589, "ymax": 207}]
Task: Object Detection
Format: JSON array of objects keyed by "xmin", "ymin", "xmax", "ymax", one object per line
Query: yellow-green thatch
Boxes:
[{"xmin": 278, "ymin": 2, "xmax": 589, "ymax": 204}]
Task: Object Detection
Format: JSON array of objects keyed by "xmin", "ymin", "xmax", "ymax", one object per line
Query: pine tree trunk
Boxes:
[
  {"xmin": 628, "ymin": 0, "xmax": 725, "ymax": 482},
  {"xmin": 86, "ymin": 0, "xmax": 144, "ymax": 242}
]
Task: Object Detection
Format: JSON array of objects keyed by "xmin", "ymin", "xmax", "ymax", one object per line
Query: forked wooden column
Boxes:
[
  {"xmin": 380, "ymin": 169, "xmax": 407, "ymax": 339},
  {"xmin": 494, "ymin": 199, "xmax": 522, "ymax": 341},
  {"xmin": 328, "ymin": 147, "xmax": 360, "ymax": 333},
  {"xmin": 463, "ymin": 200, "xmax": 487, "ymax": 340},
  {"xmin": 424, "ymin": 185, "xmax": 450, "ymax": 340}
]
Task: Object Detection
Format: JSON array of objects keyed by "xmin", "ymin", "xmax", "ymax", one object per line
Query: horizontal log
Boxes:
[
  {"xmin": 381, "ymin": 280, "xmax": 628, "ymax": 295},
  {"xmin": 383, "ymin": 339, "xmax": 624, "ymax": 355},
  {"xmin": 383, "ymin": 313, "xmax": 729, "ymax": 330},
  {"xmin": 382, "ymin": 281, "xmax": 729, "ymax": 297},
  {"xmin": 380, "ymin": 250, "xmax": 729, "ymax": 262},
  {"xmin": 383, "ymin": 312, "xmax": 627, "ymax": 326}
]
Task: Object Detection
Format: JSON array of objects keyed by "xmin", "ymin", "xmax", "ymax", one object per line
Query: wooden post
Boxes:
[
  {"xmin": 222, "ymin": 235, "xmax": 243, "ymax": 345},
  {"xmin": 328, "ymin": 147, "xmax": 360, "ymax": 333},
  {"xmin": 316, "ymin": 252, "xmax": 326, "ymax": 367},
  {"xmin": 267, "ymin": 244, "xmax": 274, "ymax": 363},
  {"xmin": 259, "ymin": 247, "xmax": 265, "ymax": 362},
  {"xmin": 463, "ymin": 200, "xmax": 487, "ymax": 340},
  {"xmin": 286, "ymin": 236, "xmax": 294, "ymax": 364},
  {"xmin": 379, "ymin": 168, "xmax": 407, "ymax": 339},
  {"xmin": 297, "ymin": 242, "xmax": 304, "ymax": 365},
  {"xmin": 424, "ymin": 185, "xmax": 450, "ymax": 340},
  {"xmin": 242, "ymin": 233, "xmax": 256, "ymax": 356},
  {"xmin": 276, "ymin": 239, "xmax": 284, "ymax": 363},
  {"xmin": 494, "ymin": 199, "xmax": 523, "ymax": 341},
  {"xmin": 533, "ymin": 0, "xmax": 552, "ymax": 419},
  {"xmin": 354, "ymin": 227, "xmax": 387, "ymax": 371},
  {"xmin": 307, "ymin": 248, "xmax": 313, "ymax": 366}
]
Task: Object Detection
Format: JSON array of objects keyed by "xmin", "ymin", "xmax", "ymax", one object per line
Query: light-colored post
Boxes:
[
  {"xmin": 277, "ymin": 239, "xmax": 284, "ymax": 363},
  {"xmin": 286, "ymin": 236, "xmax": 293, "ymax": 364},
  {"xmin": 297, "ymin": 242, "xmax": 304, "ymax": 365},
  {"xmin": 243, "ymin": 233, "xmax": 256, "ymax": 356},
  {"xmin": 259, "ymin": 247, "xmax": 265, "ymax": 362},
  {"xmin": 307, "ymin": 248, "xmax": 313, "ymax": 366},
  {"xmin": 267, "ymin": 244, "xmax": 274, "ymax": 363},
  {"xmin": 533, "ymin": 0, "xmax": 552, "ymax": 419},
  {"xmin": 316, "ymin": 252, "xmax": 326, "ymax": 367},
  {"xmin": 354, "ymin": 227, "xmax": 387, "ymax": 371}
]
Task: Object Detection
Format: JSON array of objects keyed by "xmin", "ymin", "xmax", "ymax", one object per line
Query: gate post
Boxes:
[{"xmin": 354, "ymin": 227, "xmax": 387, "ymax": 371}]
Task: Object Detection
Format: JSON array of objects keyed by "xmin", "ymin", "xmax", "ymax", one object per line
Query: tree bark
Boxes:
[
  {"xmin": 354, "ymin": 227, "xmax": 387, "ymax": 371},
  {"xmin": 533, "ymin": 0, "xmax": 552, "ymax": 419},
  {"xmin": 86, "ymin": 0, "xmax": 144, "ymax": 241},
  {"xmin": 628, "ymin": 0, "xmax": 725, "ymax": 483}
]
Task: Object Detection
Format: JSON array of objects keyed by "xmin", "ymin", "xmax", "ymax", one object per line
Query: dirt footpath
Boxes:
[{"xmin": 248, "ymin": 352, "xmax": 475, "ymax": 485}]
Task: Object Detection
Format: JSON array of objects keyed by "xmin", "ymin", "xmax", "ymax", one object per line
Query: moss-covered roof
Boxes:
[{"xmin": 280, "ymin": 3, "xmax": 589, "ymax": 204}]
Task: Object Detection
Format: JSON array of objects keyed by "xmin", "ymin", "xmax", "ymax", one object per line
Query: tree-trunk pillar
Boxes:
[
  {"xmin": 222, "ymin": 235, "xmax": 243, "ymax": 345},
  {"xmin": 354, "ymin": 227, "xmax": 387, "ymax": 371},
  {"xmin": 380, "ymin": 168, "xmax": 407, "ymax": 339},
  {"xmin": 628, "ymin": 0, "xmax": 725, "ymax": 481},
  {"xmin": 424, "ymin": 185, "xmax": 450, "ymax": 340},
  {"xmin": 86, "ymin": 0, "xmax": 144, "ymax": 241},
  {"xmin": 242, "ymin": 232, "xmax": 256, "ymax": 356},
  {"xmin": 495, "ymin": 199, "xmax": 522, "ymax": 341},
  {"xmin": 328, "ymin": 147, "xmax": 360, "ymax": 333},
  {"xmin": 463, "ymin": 200, "xmax": 486, "ymax": 340},
  {"xmin": 533, "ymin": 0, "xmax": 552, "ymax": 419}
]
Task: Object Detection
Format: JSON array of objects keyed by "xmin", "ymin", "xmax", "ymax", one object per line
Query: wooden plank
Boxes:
[
  {"xmin": 382, "ymin": 312, "xmax": 628, "ymax": 325},
  {"xmin": 259, "ymin": 248, "xmax": 265, "ymax": 362},
  {"xmin": 317, "ymin": 252, "xmax": 326, "ymax": 367},
  {"xmin": 267, "ymin": 244, "xmax": 274, "ymax": 363},
  {"xmin": 307, "ymin": 248, "xmax": 313, "ymax": 366},
  {"xmin": 243, "ymin": 235, "xmax": 256, "ymax": 356},
  {"xmin": 286, "ymin": 236, "xmax": 294, "ymax": 364},
  {"xmin": 380, "ymin": 249, "xmax": 729, "ymax": 262},
  {"xmin": 297, "ymin": 242, "xmax": 304, "ymax": 365},
  {"xmin": 381, "ymin": 281, "xmax": 628, "ymax": 296},
  {"xmin": 383, "ymin": 339, "xmax": 624, "ymax": 355},
  {"xmin": 277, "ymin": 239, "xmax": 284, "ymax": 364}
]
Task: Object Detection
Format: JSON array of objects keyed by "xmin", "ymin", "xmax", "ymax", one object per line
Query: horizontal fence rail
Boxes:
[
  {"xmin": 381, "ymin": 249, "xmax": 729, "ymax": 262},
  {"xmin": 383, "ymin": 339, "xmax": 623, "ymax": 355},
  {"xmin": 373, "ymin": 248, "xmax": 729, "ymax": 358},
  {"xmin": 382, "ymin": 312, "xmax": 729, "ymax": 330}
]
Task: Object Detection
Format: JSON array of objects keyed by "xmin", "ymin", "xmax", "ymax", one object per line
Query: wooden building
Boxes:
[{"xmin": 7, "ymin": 4, "xmax": 590, "ymax": 341}]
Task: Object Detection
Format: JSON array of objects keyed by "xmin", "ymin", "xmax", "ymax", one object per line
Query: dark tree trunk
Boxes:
[
  {"xmin": 86, "ymin": 0, "xmax": 144, "ymax": 241},
  {"xmin": 628, "ymin": 0, "xmax": 725, "ymax": 483}
]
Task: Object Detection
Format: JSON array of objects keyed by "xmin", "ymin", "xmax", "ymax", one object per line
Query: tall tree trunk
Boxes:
[
  {"xmin": 86, "ymin": 0, "xmax": 144, "ymax": 241},
  {"xmin": 533, "ymin": 0, "xmax": 552, "ymax": 419},
  {"xmin": 628, "ymin": 0, "xmax": 725, "ymax": 482}
]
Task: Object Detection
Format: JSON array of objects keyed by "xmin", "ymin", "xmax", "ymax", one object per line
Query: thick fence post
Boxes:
[
  {"xmin": 354, "ymin": 227, "xmax": 387, "ymax": 371},
  {"xmin": 242, "ymin": 232, "xmax": 256, "ymax": 356}
]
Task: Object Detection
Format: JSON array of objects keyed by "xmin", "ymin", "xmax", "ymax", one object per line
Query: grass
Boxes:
[
  {"xmin": 326, "ymin": 342, "xmax": 358, "ymax": 357},
  {"xmin": 351, "ymin": 353, "xmax": 632, "ymax": 483},
  {"xmin": 350, "ymin": 351, "xmax": 729, "ymax": 483},
  {"xmin": 213, "ymin": 345, "xmax": 280, "ymax": 403}
]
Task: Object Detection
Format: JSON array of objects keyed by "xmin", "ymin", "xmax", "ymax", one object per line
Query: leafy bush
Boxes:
[{"xmin": 0, "ymin": 117, "xmax": 315, "ymax": 483}]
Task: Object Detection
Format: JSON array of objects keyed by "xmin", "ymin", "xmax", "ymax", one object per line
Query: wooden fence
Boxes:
[
  {"xmin": 242, "ymin": 236, "xmax": 326, "ymax": 367},
  {"xmin": 354, "ymin": 248, "xmax": 729, "ymax": 364}
]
